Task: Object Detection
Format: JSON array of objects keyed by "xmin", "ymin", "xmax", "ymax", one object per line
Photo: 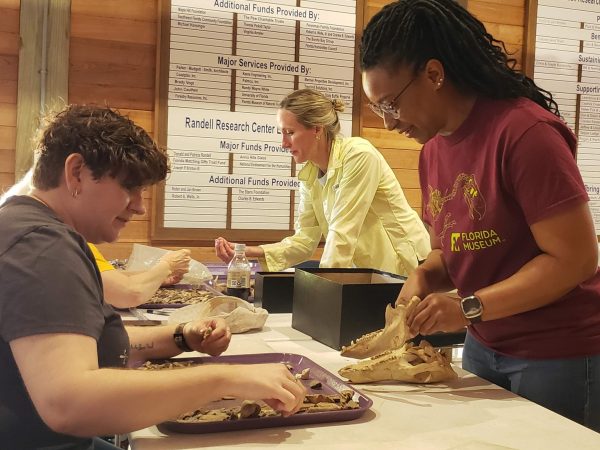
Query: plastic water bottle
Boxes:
[{"xmin": 226, "ymin": 243, "xmax": 251, "ymax": 300}]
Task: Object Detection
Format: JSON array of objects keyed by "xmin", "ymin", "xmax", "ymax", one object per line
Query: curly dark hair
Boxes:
[
  {"xmin": 33, "ymin": 105, "xmax": 169, "ymax": 190},
  {"xmin": 360, "ymin": 0, "xmax": 560, "ymax": 117}
]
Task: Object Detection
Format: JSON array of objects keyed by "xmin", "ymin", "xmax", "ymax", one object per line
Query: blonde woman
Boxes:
[{"xmin": 216, "ymin": 88, "xmax": 430, "ymax": 276}]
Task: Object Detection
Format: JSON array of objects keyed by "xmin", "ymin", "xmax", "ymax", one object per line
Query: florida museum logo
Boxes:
[{"xmin": 450, "ymin": 230, "xmax": 502, "ymax": 252}]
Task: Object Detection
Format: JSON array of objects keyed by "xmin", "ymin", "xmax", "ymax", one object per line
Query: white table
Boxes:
[{"xmin": 128, "ymin": 314, "xmax": 600, "ymax": 450}]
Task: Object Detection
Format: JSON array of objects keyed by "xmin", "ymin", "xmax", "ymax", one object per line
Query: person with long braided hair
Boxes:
[{"xmin": 361, "ymin": 0, "xmax": 600, "ymax": 431}]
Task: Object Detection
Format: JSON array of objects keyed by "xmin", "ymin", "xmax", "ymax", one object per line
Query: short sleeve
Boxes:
[
  {"xmin": 505, "ymin": 121, "xmax": 587, "ymax": 225},
  {"xmin": 0, "ymin": 227, "xmax": 105, "ymax": 342}
]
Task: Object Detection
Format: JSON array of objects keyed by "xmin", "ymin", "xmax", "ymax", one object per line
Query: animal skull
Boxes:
[
  {"xmin": 340, "ymin": 296, "xmax": 421, "ymax": 358},
  {"xmin": 338, "ymin": 340, "xmax": 457, "ymax": 383},
  {"xmin": 338, "ymin": 296, "xmax": 457, "ymax": 384}
]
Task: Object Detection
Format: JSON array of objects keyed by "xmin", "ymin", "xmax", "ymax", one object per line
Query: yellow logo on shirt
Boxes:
[
  {"xmin": 450, "ymin": 229, "xmax": 502, "ymax": 252},
  {"xmin": 450, "ymin": 233, "xmax": 461, "ymax": 252}
]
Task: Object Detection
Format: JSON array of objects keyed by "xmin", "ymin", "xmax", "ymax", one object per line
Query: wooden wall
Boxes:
[
  {"xmin": 67, "ymin": 0, "xmax": 160, "ymax": 259},
  {"xmin": 0, "ymin": 0, "xmax": 527, "ymax": 262},
  {"xmin": 0, "ymin": 0, "xmax": 19, "ymax": 194}
]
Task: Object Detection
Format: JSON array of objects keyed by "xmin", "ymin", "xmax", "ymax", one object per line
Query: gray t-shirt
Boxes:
[{"xmin": 0, "ymin": 196, "xmax": 129, "ymax": 449}]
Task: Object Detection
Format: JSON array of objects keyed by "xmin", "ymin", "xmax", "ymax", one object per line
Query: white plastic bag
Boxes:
[
  {"xmin": 168, "ymin": 296, "xmax": 268, "ymax": 333},
  {"xmin": 125, "ymin": 243, "xmax": 213, "ymax": 286}
]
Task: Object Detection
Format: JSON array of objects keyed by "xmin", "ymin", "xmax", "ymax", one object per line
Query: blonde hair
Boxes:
[{"xmin": 279, "ymin": 89, "xmax": 345, "ymax": 142}]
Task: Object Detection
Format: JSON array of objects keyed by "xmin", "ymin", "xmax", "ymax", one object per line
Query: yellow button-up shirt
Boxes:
[{"xmin": 260, "ymin": 137, "xmax": 431, "ymax": 276}]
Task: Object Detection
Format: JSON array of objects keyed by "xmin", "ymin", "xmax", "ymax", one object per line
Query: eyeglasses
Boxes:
[{"xmin": 368, "ymin": 77, "xmax": 416, "ymax": 119}]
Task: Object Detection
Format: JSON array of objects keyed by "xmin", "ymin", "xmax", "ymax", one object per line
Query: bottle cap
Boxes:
[{"xmin": 234, "ymin": 243, "xmax": 246, "ymax": 252}]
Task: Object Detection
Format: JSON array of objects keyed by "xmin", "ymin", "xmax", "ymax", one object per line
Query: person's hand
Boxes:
[
  {"xmin": 228, "ymin": 363, "xmax": 306, "ymax": 416},
  {"xmin": 184, "ymin": 318, "xmax": 231, "ymax": 356},
  {"xmin": 214, "ymin": 237, "xmax": 235, "ymax": 263},
  {"xmin": 160, "ymin": 249, "xmax": 191, "ymax": 278},
  {"xmin": 395, "ymin": 267, "xmax": 428, "ymax": 307},
  {"xmin": 162, "ymin": 272, "xmax": 184, "ymax": 286},
  {"xmin": 407, "ymin": 293, "xmax": 468, "ymax": 336}
]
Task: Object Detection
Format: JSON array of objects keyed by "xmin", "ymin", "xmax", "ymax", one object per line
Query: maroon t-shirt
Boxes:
[{"xmin": 420, "ymin": 96, "xmax": 600, "ymax": 359}]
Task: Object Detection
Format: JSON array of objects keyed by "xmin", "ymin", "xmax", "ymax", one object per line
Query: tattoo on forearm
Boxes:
[{"xmin": 131, "ymin": 342, "xmax": 155, "ymax": 351}]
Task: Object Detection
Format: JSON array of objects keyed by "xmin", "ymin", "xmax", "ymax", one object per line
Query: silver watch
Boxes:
[{"xmin": 460, "ymin": 295, "xmax": 483, "ymax": 324}]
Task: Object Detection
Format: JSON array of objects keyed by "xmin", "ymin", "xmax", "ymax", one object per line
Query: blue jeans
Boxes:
[{"xmin": 463, "ymin": 332, "xmax": 600, "ymax": 432}]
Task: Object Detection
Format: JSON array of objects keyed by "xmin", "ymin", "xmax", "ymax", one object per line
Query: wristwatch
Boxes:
[
  {"xmin": 173, "ymin": 322, "xmax": 193, "ymax": 352},
  {"xmin": 460, "ymin": 295, "xmax": 483, "ymax": 324}
]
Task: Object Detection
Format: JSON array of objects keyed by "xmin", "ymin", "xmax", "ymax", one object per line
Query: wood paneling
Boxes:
[
  {"xmin": 0, "ymin": 30, "xmax": 18, "ymax": 55},
  {"xmin": 0, "ymin": 7, "xmax": 19, "ymax": 34},
  {"xmin": 475, "ymin": 0, "xmax": 523, "ymax": 7},
  {"xmin": 0, "ymin": 55, "xmax": 17, "ymax": 81},
  {"xmin": 71, "ymin": 0, "xmax": 157, "ymax": 22},
  {"xmin": 403, "ymin": 188, "xmax": 422, "ymax": 208},
  {"xmin": 0, "ymin": 125, "xmax": 16, "ymax": 149},
  {"xmin": 45, "ymin": 0, "xmax": 71, "ymax": 114},
  {"xmin": 0, "ymin": 0, "xmax": 17, "ymax": 189},
  {"xmin": 469, "ymin": 1, "xmax": 524, "ymax": 27},
  {"xmin": 0, "ymin": 171, "xmax": 14, "ymax": 193},
  {"xmin": 0, "ymin": 0, "xmax": 20, "ymax": 9},
  {"xmin": 70, "ymin": 38, "xmax": 155, "ymax": 73},
  {"xmin": 379, "ymin": 148, "xmax": 420, "ymax": 169},
  {"xmin": 119, "ymin": 109, "xmax": 154, "ymax": 133},
  {"xmin": 0, "ymin": 102, "xmax": 16, "ymax": 126},
  {"xmin": 392, "ymin": 168, "xmax": 420, "ymax": 190},
  {"xmin": 68, "ymin": 4, "xmax": 156, "ymax": 109},
  {"xmin": 69, "ymin": 83, "xmax": 154, "ymax": 111},
  {"xmin": 2, "ymin": 0, "xmax": 530, "ymax": 259},
  {"xmin": 69, "ymin": 39, "xmax": 155, "ymax": 94},
  {"xmin": 486, "ymin": 23, "xmax": 524, "ymax": 46},
  {"xmin": 0, "ymin": 148, "xmax": 15, "ymax": 171},
  {"xmin": 363, "ymin": 127, "xmax": 422, "ymax": 150},
  {"xmin": 96, "ymin": 241, "xmax": 225, "ymax": 262},
  {"xmin": 96, "ymin": 241, "xmax": 325, "ymax": 264},
  {"xmin": 15, "ymin": 0, "xmax": 45, "ymax": 178},
  {"xmin": 116, "ymin": 220, "xmax": 150, "ymax": 242},
  {"xmin": 71, "ymin": 14, "xmax": 156, "ymax": 45},
  {"xmin": 0, "ymin": 80, "xmax": 17, "ymax": 103}
]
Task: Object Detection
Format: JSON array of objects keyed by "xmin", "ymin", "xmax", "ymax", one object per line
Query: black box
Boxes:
[
  {"xmin": 254, "ymin": 271, "xmax": 295, "ymax": 313},
  {"xmin": 292, "ymin": 268, "xmax": 405, "ymax": 350}
]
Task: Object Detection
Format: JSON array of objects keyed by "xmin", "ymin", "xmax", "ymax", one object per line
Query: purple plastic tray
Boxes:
[{"xmin": 155, "ymin": 352, "xmax": 373, "ymax": 434}]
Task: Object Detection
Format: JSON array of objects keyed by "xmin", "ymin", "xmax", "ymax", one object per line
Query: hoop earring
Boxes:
[{"xmin": 72, "ymin": 189, "xmax": 79, "ymax": 199}]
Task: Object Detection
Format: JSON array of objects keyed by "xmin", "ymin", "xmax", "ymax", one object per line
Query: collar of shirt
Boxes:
[{"xmin": 297, "ymin": 138, "xmax": 343, "ymax": 185}]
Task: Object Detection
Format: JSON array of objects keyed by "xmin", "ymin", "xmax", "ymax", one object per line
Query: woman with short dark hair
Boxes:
[{"xmin": 0, "ymin": 105, "xmax": 305, "ymax": 448}]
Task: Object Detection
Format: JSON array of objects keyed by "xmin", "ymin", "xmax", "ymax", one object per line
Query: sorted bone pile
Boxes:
[
  {"xmin": 179, "ymin": 390, "xmax": 359, "ymax": 422},
  {"xmin": 339, "ymin": 296, "xmax": 457, "ymax": 384},
  {"xmin": 139, "ymin": 360, "xmax": 360, "ymax": 422},
  {"xmin": 146, "ymin": 287, "xmax": 215, "ymax": 305},
  {"xmin": 138, "ymin": 360, "xmax": 196, "ymax": 370}
]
